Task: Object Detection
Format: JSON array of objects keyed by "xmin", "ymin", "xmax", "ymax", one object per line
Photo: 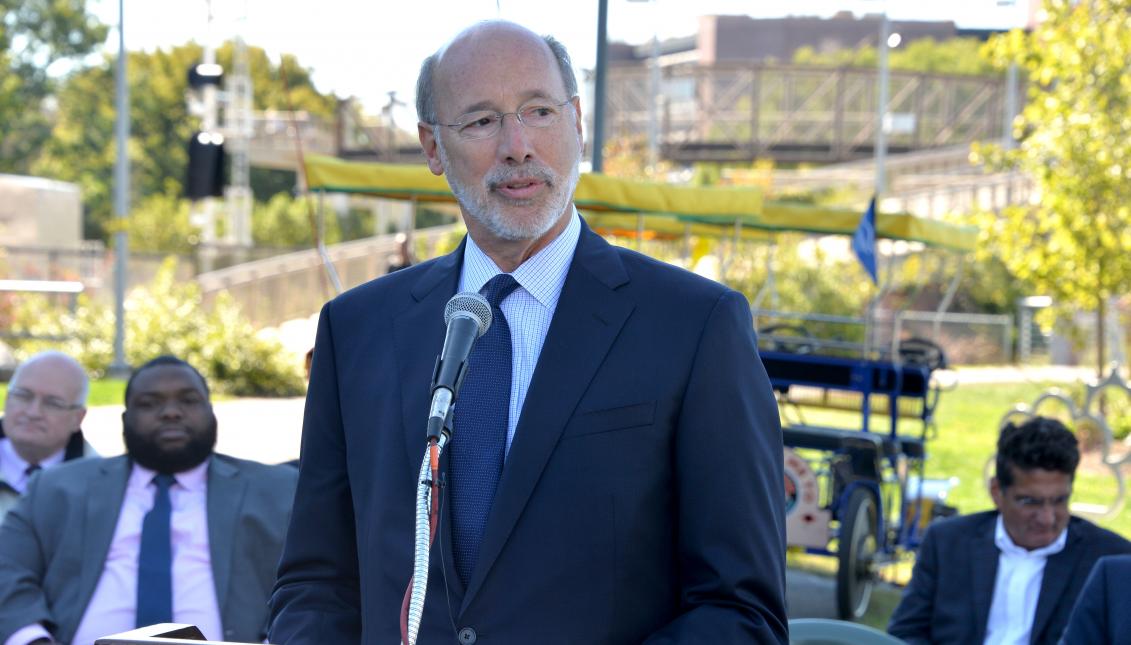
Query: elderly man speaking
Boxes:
[{"xmin": 270, "ymin": 20, "xmax": 786, "ymax": 645}]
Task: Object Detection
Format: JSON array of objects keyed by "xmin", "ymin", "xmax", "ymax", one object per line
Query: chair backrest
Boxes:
[{"xmin": 789, "ymin": 618, "xmax": 906, "ymax": 645}]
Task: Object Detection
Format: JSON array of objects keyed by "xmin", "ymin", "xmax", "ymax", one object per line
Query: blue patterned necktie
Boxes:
[
  {"xmin": 136, "ymin": 473, "xmax": 175, "ymax": 627},
  {"xmin": 451, "ymin": 273, "xmax": 520, "ymax": 584}
]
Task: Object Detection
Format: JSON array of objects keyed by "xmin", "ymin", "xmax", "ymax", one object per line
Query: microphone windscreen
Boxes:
[{"xmin": 444, "ymin": 292, "xmax": 492, "ymax": 337}]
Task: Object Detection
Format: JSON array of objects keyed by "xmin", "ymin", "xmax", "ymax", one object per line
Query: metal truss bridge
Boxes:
[{"xmin": 602, "ymin": 62, "xmax": 1014, "ymax": 164}]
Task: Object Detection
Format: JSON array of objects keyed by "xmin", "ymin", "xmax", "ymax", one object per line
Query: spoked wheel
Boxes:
[{"xmin": 836, "ymin": 488, "xmax": 879, "ymax": 620}]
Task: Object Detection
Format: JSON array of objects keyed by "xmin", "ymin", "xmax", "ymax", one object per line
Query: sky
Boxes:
[{"xmin": 88, "ymin": 0, "xmax": 1032, "ymax": 129}]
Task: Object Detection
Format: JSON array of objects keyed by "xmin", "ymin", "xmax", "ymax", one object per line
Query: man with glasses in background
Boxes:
[
  {"xmin": 0, "ymin": 355, "xmax": 297, "ymax": 645},
  {"xmin": 0, "ymin": 351, "xmax": 96, "ymax": 519},
  {"xmin": 889, "ymin": 417, "xmax": 1131, "ymax": 644},
  {"xmin": 271, "ymin": 20, "xmax": 786, "ymax": 645}
]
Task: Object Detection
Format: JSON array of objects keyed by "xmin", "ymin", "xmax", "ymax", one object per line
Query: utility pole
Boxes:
[
  {"xmin": 224, "ymin": 2, "xmax": 253, "ymax": 248},
  {"xmin": 109, "ymin": 0, "xmax": 130, "ymax": 378},
  {"xmin": 592, "ymin": 0, "xmax": 609, "ymax": 173},
  {"xmin": 875, "ymin": 12, "xmax": 890, "ymax": 198}
]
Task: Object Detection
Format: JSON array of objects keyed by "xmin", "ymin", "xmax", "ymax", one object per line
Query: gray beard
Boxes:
[{"xmin": 437, "ymin": 134, "xmax": 579, "ymax": 242}]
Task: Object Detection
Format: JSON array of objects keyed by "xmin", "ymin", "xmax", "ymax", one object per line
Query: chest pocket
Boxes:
[{"xmin": 561, "ymin": 401, "xmax": 655, "ymax": 438}]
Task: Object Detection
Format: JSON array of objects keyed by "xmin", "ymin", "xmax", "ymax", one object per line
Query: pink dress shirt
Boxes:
[{"xmin": 7, "ymin": 461, "xmax": 223, "ymax": 645}]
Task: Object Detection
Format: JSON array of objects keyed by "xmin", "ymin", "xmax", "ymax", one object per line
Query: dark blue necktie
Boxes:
[
  {"xmin": 451, "ymin": 274, "xmax": 520, "ymax": 584},
  {"xmin": 136, "ymin": 473, "xmax": 175, "ymax": 627}
]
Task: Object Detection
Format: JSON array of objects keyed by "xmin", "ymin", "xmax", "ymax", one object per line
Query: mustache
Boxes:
[{"xmin": 486, "ymin": 164, "xmax": 555, "ymax": 191}]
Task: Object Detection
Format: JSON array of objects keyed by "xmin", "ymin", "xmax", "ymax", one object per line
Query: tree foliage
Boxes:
[
  {"xmin": 30, "ymin": 40, "xmax": 334, "ymax": 239},
  {"xmin": 8, "ymin": 259, "xmax": 304, "ymax": 396},
  {"xmin": 0, "ymin": 0, "xmax": 106, "ymax": 174},
  {"xmin": 793, "ymin": 37, "xmax": 999, "ymax": 76},
  {"xmin": 976, "ymin": 0, "xmax": 1131, "ymax": 367}
]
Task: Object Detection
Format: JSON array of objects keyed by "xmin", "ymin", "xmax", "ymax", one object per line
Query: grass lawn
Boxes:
[
  {"xmin": 787, "ymin": 379, "xmax": 1130, "ymax": 538},
  {"xmin": 0, "ymin": 379, "xmax": 126, "ymax": 408},
  {"xmin": 785, "ymin": 377, "xmax": 1131, "ymax": 627}
]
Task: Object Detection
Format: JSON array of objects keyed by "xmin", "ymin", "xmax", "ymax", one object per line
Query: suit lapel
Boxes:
[
  {"xmin": 1030, "ymin": 524, "xmax": 1082, "ymax": 643},
  {"xmin": 969, "ymin": 514, "xmax": 1000, "ymax": 643},
  {"xmin": 78, "ymin": 456, "xmax": 131, "ymax": 612},
  {"xmin": 207, "ymin": 455, "xmax": 246, "ymax": 613},
  {"xmin": 392, "ymin": 242, "xmax": 466, "ymax": 597},
  {"xmin": 395, "ymin": 240, "xmax": 464, "ymax": 471},
  {"xmin": 461, "ymin": 224, "xmax": 633, "ymax": 608}
]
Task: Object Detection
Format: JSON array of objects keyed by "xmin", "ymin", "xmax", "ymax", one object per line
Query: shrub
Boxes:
[{"xmin": 8, "ymin": 259, "xmax": 304, "ymax": 397}]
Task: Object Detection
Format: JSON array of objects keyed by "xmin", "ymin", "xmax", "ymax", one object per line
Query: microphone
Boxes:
[{"xmin": 426, "ymin": 292, "xmax": 492, "ymax": 442}]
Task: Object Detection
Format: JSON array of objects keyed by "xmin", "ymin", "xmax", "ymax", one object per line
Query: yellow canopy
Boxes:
[{"xmin": 304, "ymin": 154, "xmax": 976, "ymax": 251}]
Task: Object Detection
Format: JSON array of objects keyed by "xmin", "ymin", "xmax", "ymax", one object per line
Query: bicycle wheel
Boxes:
[{"xmin": 836, "ymin": 487, "xmax": 879, "ymax": 620}]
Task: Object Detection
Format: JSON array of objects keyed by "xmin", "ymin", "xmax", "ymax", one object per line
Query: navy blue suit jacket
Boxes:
[
  {"xmin": 269, "ymin": 221, "xmax": 788, "ymax": 644},
  {"xmin": 888, "ymin": 511, "xmax": 1131, "ymax": 645},
  {"xmin": 1060, "ymin": 554, "xmax": 1131, "ymax": 644}
]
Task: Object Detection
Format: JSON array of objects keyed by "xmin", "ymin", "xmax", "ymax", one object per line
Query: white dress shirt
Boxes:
[
  {"xmin": 983, "ymin": 514, "xmax": 1067, "ymax": 645},
  {"xmin": 7, "ymin": 460, "xmax": 224, "ymax": 645},
  {"xmin": 458, "ymin": 209, "xmax": 581, "ymax": 455},
  {"xmin": 0, "ymin": 438, "xmax": 64, "ymax": 494}
]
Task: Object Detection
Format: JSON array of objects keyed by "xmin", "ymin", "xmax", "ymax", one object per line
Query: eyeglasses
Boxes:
[
  {"xmin": 433, "ymin": 99, "xmax": 575, "ymax": 141},
  {"xmin": 1011, "ymin": 494, "xmax": 1071, "ymax": 510},
  {"xmin": 6, "ymin": 387, "xmax": 83, "ymax": 415}
]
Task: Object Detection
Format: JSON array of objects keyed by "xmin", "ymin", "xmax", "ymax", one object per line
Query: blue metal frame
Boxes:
[{"xmin": 768, "ymin": 349, "xmax": 940, "ymax": 557}]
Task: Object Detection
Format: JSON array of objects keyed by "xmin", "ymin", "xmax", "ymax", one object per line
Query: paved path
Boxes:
[{"xmin": 83, "ymin": 397, "xmax": 307, "ymax": 464}]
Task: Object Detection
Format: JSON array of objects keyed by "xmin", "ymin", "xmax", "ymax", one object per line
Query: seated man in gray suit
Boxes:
[
  {"xmin": 1, "ymin": 351, "xmax": 97, "ymax": 519},
  {"xmin": 0, "ymin": 356, "xmax": 297, "ymax": 645},
  {"xmin": 888, "ymin": 416, "xmax": 1131, "ymax": 645}
]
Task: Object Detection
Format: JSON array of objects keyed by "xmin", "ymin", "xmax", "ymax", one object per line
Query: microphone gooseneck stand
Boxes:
[
  {"xmin": 401, "ymin": 424, "xmax": 448, "ymax": 645},
  {"xmin": 400, "ymin": 291, "xmax": 491, "ymax": 645}
]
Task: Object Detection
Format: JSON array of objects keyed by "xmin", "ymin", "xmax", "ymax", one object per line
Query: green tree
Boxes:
[
  {"xmin": 32, "ymin": 41, "xmax": 334, "ymax": 239},
  {"xmin": 252, "ymin": 193, "xmax": 324, "ymax": 248},
  {"xmin": 793, "ymin": 37, "xmax": 999, "ymax": 76},
  {"xmin": 977, "ymin": 0, "xmax": 1131, "ymax": 374},
  {"xmin": 0, "ymin": 0, "xmax": 106, "ymax": 174},
  {"xmin": 123, "ymin": 192, "xmax": 197, "ymax": 254}
]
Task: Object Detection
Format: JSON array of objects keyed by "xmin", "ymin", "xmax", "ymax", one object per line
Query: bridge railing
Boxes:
[{"xmin": 604, "ymin": 63, "xmax": 1011, "ymax": 164}]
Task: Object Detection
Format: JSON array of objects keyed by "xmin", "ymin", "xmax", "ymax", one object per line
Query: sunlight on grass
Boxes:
[
  {"xmin": 784, "ymin": 378, "xmax": 1131, "ymax": 628},
  {"xmin": 0, "ymin": 379, "xmax": 125, "ymax": 408}
]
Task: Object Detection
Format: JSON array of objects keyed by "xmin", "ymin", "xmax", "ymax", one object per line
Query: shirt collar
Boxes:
[
  {"xmin": 994, "ymin": 513, "xmax": 1067, "ymax": 558},
  {"xmin": 129, "ymin": 457, "xmax": 210, "ymax": 492},
  {"xmin": 0, "ymin": 436, "xmax": 65, "ymax": 473},
  {"xmin": 460, "ymin": 208, "xmax": 581, "ymax": 307}
]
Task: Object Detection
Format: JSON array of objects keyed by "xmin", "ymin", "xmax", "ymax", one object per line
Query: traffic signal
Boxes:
[
  {"xmin": 188, "ymin": 63, "xmax": 223, "ymax": 90},
  {"xmin": 185, "ymin": 131, "xmax": 226, "ymax": 200}
]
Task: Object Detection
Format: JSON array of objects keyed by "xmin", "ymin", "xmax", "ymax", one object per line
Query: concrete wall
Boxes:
[{"xmin": 0, "ymin": 174, "xmax": 83, "ymax": 248}]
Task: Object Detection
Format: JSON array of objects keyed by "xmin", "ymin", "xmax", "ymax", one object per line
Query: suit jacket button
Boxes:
[{"xmin": 457, "ymin": 627, "xmax": 477, "ymax": 644}]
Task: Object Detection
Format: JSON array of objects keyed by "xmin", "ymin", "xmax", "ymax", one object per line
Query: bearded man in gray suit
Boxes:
[{"xmin": 0, "ymin": 356, "xmax": 297, "ymax": 645}]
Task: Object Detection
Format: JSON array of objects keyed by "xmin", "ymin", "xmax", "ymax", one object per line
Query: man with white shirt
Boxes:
[
  {"xmin": 888, "ymin": 416, "xmax": 1131, "ymax": 645},
  {"xmin": 0, "ymin": 355, "xmax": 297, "ymax": 645},
  {"xmin": 0, "ymin": 351, "xmax": 97, "ymax": 519}
]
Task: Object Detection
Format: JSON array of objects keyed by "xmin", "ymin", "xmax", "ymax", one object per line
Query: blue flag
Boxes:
[{"xmin": 853, "ymin": 196, "xmax": 878, "ymax": 284}]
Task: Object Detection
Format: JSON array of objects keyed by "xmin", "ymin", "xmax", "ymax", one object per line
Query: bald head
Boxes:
[
  {"xmin": 10, "ymin": 351, "xmax": 89, "ymax": 406},
  {"xmin": 415, "ymin": 21, "xmax": 578, "ymax": 125},
  {"xmin": 5, "ymin": 350, "xmax": 89, "ymax": 464}
]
